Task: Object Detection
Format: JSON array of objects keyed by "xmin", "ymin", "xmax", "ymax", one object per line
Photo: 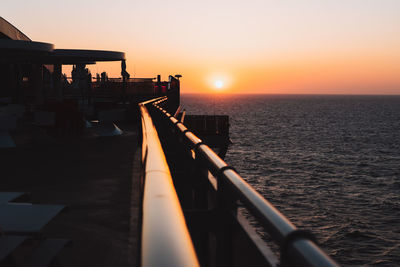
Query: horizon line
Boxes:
[{"xmin": 181, "ymin": 92, "xmax": 400, "ymax": 96}]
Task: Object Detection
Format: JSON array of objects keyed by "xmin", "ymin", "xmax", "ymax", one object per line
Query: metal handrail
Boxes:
[
  {"xmin": 139, "ymin": 99, "xmax": 199, "ymax": 267},
  {"xmin": 152, "ymin": 99, "xmax": 339, "ymax": 267}
]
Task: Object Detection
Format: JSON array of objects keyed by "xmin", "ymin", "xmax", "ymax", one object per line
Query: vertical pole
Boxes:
[
  {"xmin": 122, "ymin": 73, "xmax": 127, "ymax": 105},
  {"xmin": 175, "ymin": 76, "xmax": 180, "ymax": 110},
  {"xmin": 157, "ymin": 75, "xmax": 161, "ymax": 96},
  {"xmin": 167, "ymin": 75, "xmax": 180, "ymax": 114},
  {"xmin": 216, "ymin": 176, "xmax": 237, "ymax": 267},
  {"xmin": 54, "ymin": 62, "xmax": 62, "ymax": 102},
  {"xmin": 121, "ymin": 60, "xmax": 128, "ymax": 105},
  {"xmin": 193, "ymin": 155, "xmax": 212, "ymax": 266}
]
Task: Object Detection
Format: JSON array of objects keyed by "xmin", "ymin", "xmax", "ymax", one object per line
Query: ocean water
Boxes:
[{"xmin": 181, "ymin": 94, "xmax": 400, "ymax": 266}]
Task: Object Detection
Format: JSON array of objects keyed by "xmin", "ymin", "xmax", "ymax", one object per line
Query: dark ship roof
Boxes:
[
  {"xmin": 0, "ymin": 17, "xmax": 124, "ymax": 63},
  {"xmin": 0, "ymin": 17, "xmax": 31, "ymax": 41}
]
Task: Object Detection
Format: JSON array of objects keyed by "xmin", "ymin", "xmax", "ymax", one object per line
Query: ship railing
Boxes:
[
  {"xmin": 148, "ymin": 97, "xmax": 339, "ymax": 267},
  {"xmin": 139, "ymin": 97, "xmax": 200, "ymax": 267}
]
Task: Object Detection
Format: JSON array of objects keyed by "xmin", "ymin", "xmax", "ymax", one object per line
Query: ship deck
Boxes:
[{"xmin": 0, "ymin": 124, "xmax": 140, "ymax": 266}]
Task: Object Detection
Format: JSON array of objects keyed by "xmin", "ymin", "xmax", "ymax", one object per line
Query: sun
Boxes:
[
  {"xmin": 214, "ymin": 80, "xmax": 224, "ymax": 89},
  {"xmin": 206, "ymin": 73, "xmax": 232, "ymax": 92}
]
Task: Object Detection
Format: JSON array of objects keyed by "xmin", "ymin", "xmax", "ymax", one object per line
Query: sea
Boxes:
[{"xmin": 181, "ymin": 94, "xmax": 400, "ymax": 266}]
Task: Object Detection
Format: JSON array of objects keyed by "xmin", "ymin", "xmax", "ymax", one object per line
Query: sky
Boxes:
[{"xmin": 3, "ymin": 0, "xmax": 400, "ymax": 94}]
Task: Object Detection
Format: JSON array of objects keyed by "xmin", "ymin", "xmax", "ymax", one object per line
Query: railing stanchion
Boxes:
[{"xmin": 216, "ymin": 174, "xmax": 237, "ymax": 267}]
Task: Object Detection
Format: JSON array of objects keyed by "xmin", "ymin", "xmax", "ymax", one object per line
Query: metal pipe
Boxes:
[
  {"xmin": 181, "ymin": 110, "xmax": 186, "ymax": 123},
  {"xmin": 288, "ymin": 239, "xmax": 338, "ymax": 267},
  {"xmin": 222, "ymin": 169, "xmax": 295, "ymax": 243},
  {"xmin": 174, "ymin": 105, "xmax": 182, "ymax": 118},
  {"xmin": 196, "ymin": 144, "xmax": 228, "ymax": 174},
  {"xmin": 141, "ymin": 96, "xmax": 166, "ymax": 106},
  {"xmin": 139, "ymin": 102, "xmax": 199, "ymax": 267},
  {"xmin": 176, "ymin": 123, "xmax": 188, "ymax": 133},
  {"xmin": 184, "ymin": 132, "xmax": 202, "ymax": 147},
  {"xmin": 170, "ymin": 117, "xmax": 179, "ymax": 125}
]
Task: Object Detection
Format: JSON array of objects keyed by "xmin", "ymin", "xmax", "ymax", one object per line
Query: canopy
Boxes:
[
  {"xmin": 0, "ymin": 39, "xmax": 54, "ymax": 63},
  {"xmin": 50, "ymin": 49, "xmax": 125, "ymax": 64},
  {"xmin": 0, "ymin": 39, "xmax": 53, "ymax": 54}
]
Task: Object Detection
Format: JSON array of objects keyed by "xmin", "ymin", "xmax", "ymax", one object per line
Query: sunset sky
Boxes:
[{"xmin": 3, "ymin": 0, "xmax": 400, "ymax": 94}]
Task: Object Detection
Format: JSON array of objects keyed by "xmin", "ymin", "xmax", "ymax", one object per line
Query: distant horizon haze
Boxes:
[
  {"xmin": 3, "ymin": 0, "xmax": 400, "ymax": 94},
  {"xmin": 181, "ymin": 92, "xmax": 400, "ymax": 96}
]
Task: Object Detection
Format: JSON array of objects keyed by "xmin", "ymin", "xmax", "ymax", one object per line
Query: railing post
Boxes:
[
  {"xmin": 216, "ymin": 173, "xmax": 237, "ymax": 267},
  {"xmin": 187, "ymin": 153, "xmax": 211, "ymax": 266},
  {"xmin": 192, "ymin": 147, "xmax": 209, "ymax": 210}
]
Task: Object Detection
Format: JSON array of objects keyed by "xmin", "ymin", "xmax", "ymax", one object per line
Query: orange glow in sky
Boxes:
[{"xmin": 3, "ymin": 0, "xmax": 400, "ymax": 94}]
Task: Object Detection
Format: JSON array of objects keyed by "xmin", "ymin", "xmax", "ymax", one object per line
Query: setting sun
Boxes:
[
  {"xmin": 215, "ymin": 80, "xmax": 224, "ymax": 89},
  {"xmin": 205, "ymin": 73, "xmax": 233, "ymax": 92}
]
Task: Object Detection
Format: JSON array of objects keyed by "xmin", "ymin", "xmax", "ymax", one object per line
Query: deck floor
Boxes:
[{"xmin": 0, "ymin": 128, "xmax": 140, "ymax": 267}]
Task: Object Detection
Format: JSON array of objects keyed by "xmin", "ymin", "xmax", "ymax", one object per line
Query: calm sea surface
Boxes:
[{"xmin": 181, "ymin": 94, "xmax": 400, "ymax": 266}]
